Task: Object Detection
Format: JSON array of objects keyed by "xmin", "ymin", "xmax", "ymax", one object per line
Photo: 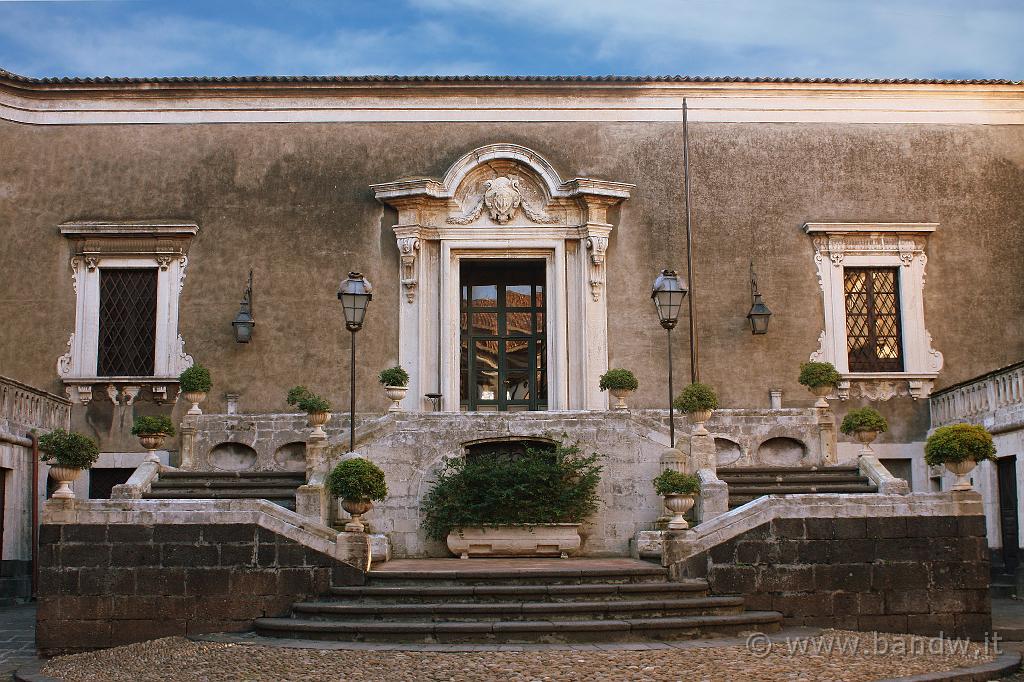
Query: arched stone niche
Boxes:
[
  {"xmin": 714, "ymin": 438, "xmax": 743, "ymax": 467},
  {"xmin": 756, "ymin": 437, "xmax": 808, "ymax": 466},
  {"xmin": 372, "ymin": 143, "xmax": 633, "ymax": 412},
  {"xmin": 208, "ymin": 441, "xmax": 258, "ymax": 471}
]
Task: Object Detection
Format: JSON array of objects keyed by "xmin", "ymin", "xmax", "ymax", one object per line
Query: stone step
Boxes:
[
  {"xmin": 365, "ymin": 565, "xmax": 668, "ymax": 587},
  {"xmin": 328, "ymin": 580, "xmax": 709, "ymax": 603},
  {"xmin": 292, "ymin": 596, "xmax": 745, "ymax": 621},
  {"xmin": 144, "ymin": 488, "xmax": 298, "ymax": 499},
  {"xmin": 253, "ymin": 611, "xmax": 783, "ymax": 643},
  {"xmin": 717, "ymin": 474, "xmax": 869, "ymax": 485},
  {"xmin": 726, "ymin": 483, "xmax": 878, "ymax": 496},
  {"xmin": 149, "ymin": 475, "xmax": 303, "ymax": 485},
  {"xmin": 718, "ymin": 466, "xmax": 860, "ymax": 476},
  {"xmin": 158, "ymin": 471, "xmax": 305, "ymax": 480}
]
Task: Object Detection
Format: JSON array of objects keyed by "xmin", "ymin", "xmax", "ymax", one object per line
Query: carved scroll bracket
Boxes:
[{"xmin": 585, "ymin": 233, "xmax": 610, "ymax": 302}]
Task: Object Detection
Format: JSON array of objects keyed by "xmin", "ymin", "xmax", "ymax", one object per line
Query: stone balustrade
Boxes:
[
  {"xmin": 929, "ymin": 360, "xmax": 1024, "ymax": 432},
  {"xmin": 0, "ymin": 375, "xmax": 70, "ymax": 435}
]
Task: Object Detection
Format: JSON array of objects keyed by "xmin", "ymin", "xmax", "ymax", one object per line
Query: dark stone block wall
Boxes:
[
  {"xmin": 673, "ymin": 515, "xmax": 991, "ymax": 639},
  {"xmin": 36, "ymin": 523, "xmax": 367, "ymax": 655}
]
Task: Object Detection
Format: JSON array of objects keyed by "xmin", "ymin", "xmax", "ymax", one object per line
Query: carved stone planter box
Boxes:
[{"xmin": 446, "ymin": 524, "xmax": 582, "ymax": 559}]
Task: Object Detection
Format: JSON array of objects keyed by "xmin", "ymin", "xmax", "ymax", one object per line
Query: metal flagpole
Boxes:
[{"xmin": 682, "ymin": 98, "xmax": 700, "ymax": 383}]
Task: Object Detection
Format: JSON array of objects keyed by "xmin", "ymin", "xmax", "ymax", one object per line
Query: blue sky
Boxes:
[{"xmin": 0, "ymin": 0, "xmax": 1022, "ymax": 80}]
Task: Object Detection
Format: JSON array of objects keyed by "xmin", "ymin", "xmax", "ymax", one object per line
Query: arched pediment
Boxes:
[{"xmin": 371, "ymin": 143, "xmax": 633, "ymax": 229}]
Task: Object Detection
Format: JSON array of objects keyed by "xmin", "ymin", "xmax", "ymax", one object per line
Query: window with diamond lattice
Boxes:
[
  {"xmin": 844, "ymin": 267, "xmax": 904, "ymax": 372},
  {"xmin": 98, "ymin": 268, "xmax": 158, "ymax": 376}
]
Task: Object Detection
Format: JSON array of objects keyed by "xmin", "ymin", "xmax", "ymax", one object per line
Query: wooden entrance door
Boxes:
[{"xmin": 997, "ymin": 456, "xmax": 1019, "ymax": 573}]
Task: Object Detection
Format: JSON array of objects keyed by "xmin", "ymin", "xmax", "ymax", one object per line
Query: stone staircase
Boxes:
[
  {"xmin": 143, "ymin": 471, "xmax": 305, "ymax": 511},
  {"xmin": 717, "ymin": 465, "xmax": 878, "ymax": 509},
  {"xmin": 253, "ymin": 560, "xmax": 782, "ymax": 643}
]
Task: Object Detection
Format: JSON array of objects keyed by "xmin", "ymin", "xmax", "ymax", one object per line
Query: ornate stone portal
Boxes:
[{"xmin": 372, "ymin": 144, "xmax": 633, "ymax": 411}]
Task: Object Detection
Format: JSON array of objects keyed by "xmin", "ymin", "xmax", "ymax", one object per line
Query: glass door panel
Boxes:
[{"xmin": 460, "ymin": 259, "xmax": 547, "ymax": 411}]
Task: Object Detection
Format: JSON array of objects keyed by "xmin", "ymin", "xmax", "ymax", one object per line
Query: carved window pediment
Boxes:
[
  {"xmin": 370, "ymin": 143, "xmax": 633, "ymax": 411},
  {"xmin": 57, "ymin": 221, "xmax": 198, "ymax": 404},
  {"xmin": 805, "ymin": 222, "xmax": 942, "ymax": 401}
]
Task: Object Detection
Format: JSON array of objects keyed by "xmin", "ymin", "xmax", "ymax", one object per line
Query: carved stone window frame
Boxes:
[
  {"xmin": 372, "ymin": 144, "xmax": 633, "ymax": 412},
  {"xmin": 805, "ymin": 222, "xmax": 943, "ymax": 401},
  {"xmin": 57, "ymin": 221, "xmax": 198, "ymax": 405}
]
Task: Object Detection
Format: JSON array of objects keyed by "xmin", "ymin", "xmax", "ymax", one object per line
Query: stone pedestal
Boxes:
[
  {"xmin": 817, "ymin": 407, "xmax": 838, "ymax": 465},
  {"xmin": 631, "ymin": 529, "xmax": 665, "ymax": 560},
  {"xmin": 295, "ymin": 484, "xmax": 329, "ymax": 525},
  {"xmin": 689, "ymin": 432, "xmax": 716, "ymax": 472},
  {"xmin": 178, "ymin": 419, "xmax": 197, "ymax": 470},
  {"xmin": 696, "ymin": 468, "xmax": 728, "ymax": 523}
]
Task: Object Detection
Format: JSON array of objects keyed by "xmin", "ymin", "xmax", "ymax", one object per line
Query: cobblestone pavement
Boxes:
[
  {"xmin": 0, "ymin": 605, "xmax": 37, "ymax": 680},
  {"xmin": 40, "ymin": 630, "xmax": 1008, "ymax": 682}
]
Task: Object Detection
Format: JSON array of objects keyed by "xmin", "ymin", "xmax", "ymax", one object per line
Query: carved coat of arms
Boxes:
[{"xmin": 448, "ymin": 174, "xmax": 557, "ymax": 225}]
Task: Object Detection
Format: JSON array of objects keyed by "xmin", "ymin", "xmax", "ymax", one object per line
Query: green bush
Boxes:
[
  {"xmin": 131, "ymin": 415, "xmax": 176, "ymax": 436},
  {"xmin": 286, "ymin": 385, "xmax": 331, "ymax": 413},
  {"xmin": 598, "ymin": 368, "xmax": 638, "ymax": 392},
  {"xmin": 178, "ymin": 363, "xmax": 212, "ymax": 393},
  {"xmin": 652, "ymin": 469, "xmax": 700, "ymax": 496},
  {"xmin": 420, "ymin": 443, "xmax": 602, "ymax": 542},
  {"xmin": 798, "ymin": 361, "xmax": 841, "ymax": 388},
  {"xmin": 326, "ymin": 458, "xmax": 388, "ymax": 501},
  {"xmin": 378, "ymin": 366, "xmax": 410, "ymax": 387},
  {"xmin": 840, "ymin": 407, "xmax": 889, "ymax": 435},
  {"xmin": 38, "ymin": 429, "xmax": 99, "ymax": 469},
  {"xmin": 673, "ymin": 382, "xmax": 718, "ymax": 413},
  {"xmin": 925, "ymin": 424, "xmax": 996, "ymax": 466}
]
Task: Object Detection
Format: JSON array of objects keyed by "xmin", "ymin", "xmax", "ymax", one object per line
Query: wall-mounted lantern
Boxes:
[
  {"xmin": 747, "ymin": 261, "xmax": 772, "ymax": 335},
  {"xmin": 231, "ymin": 270, "xmax": 255, "ymax": 343}
]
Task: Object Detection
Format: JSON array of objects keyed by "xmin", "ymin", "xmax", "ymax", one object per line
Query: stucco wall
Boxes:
[{"xmin": 0, "ymin": 118, "xmax": 1021, "ymax": 452}]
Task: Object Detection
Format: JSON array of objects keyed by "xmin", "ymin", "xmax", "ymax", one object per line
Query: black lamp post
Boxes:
[
  {"xmin": 747, "ymin": 261, "xmax": 772, "ymax": 335},
  {"xmin": 652, "ymin": 269, "xmax": 689, "ymax": 447},
  {"xmin": 338, "ymin": 272, "xmax": 372, "ymax": 452},
  {"xmin": 231, "ymin": 270, "xmax": 255, "ymax": 343}
]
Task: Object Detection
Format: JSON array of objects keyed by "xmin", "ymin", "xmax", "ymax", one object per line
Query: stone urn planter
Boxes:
[
  {"xmin": 810, "ymin": 385, "xmax": 832, "ymax": 408},
  {"xmin": 341, "ymin": 498, "xmax": 373, "ymax": 532},
  {"xmin": 945, "ymin": 460, "xmax": 977, "ymax": 492},
  {"xmin": 608, "ymin": 387, "xmax": 633, "ymax": 411},
  {"xmin": 688, "ymin": 409, "xmax": 713, "ymax": 436},
  {"xmin": 664, "ymin": 493, "xmax": 696, "ymax": 530},
  {"xmin": 446, "ymin": 524, "xmax": 582, "ymax": 559},
  {"xmin": 48, "ymin": 466, "xmax": 84, "ymax": 500},
  {"xmin": 384, "ymin": 386, "xmax": 408, "ymax": 412},
  {"xmin": 307, "ymin": 411, "xmax": 331, "ymax": 439},
  {"xmin": 137, "ymin": 432, "xmax": 168, "ymax": 463},
  {"xmin": 855, "ymin": 429, "xmax": 878, "ymax": 456},
  {"xmin": 183, "ymin": 391, "xmax": 207, "ymax": 416}
]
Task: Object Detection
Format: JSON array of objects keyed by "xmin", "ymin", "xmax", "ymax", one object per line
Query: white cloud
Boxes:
[
  {"xmin": 0, "ymin": 7, "xmax": 494, "ymax": 77},
  {"xmin": 412, "ymin": 0, "xmax": 1024, "ymax": 77}
]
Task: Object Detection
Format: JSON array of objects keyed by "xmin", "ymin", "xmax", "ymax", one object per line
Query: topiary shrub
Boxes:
[
  {"xmin": 420, "ymin": 443, "xmax": 602, "ymax": 542},
  {"xmin": 378, "ymin": 366, "xmax": 410, "ymax": 387},
  {"xmin": 178, "ymin": 363, "xmax": 212, "ymax": 393},
  {"xmin": 286, "ymin": 385, "xmax": 331, "ymax": 413},
  {"xmin": 798, "ymin": 361, "xmax": 841, "ymax": 388},
  {"xmin": 599, "ymin": 368, "xmax": 638, "ymax": 392},
  {"xmin": 925, "ymin": 424, "xmax": 996, "ymax": 466},
  {"xmin": 840, "ymin": 407, "xmax": 889, "ymax": 435},
  {"xmin": 326, "ymin": 458, "xmax": 388, "ymax": 501},
  {"xmin": 38, "ymin": 429, "xmax": 99, "ymax": 469},
  {"xmin": 130, "ymin": 415, "xmax": 176, "ymax": 436},
  {"xmin": 652, "ymin": 469, "xmax": 700, "ymax": 496},
  {"xmin": 673, "ymin": 382, "xmax": 718, "ymax": 413}
]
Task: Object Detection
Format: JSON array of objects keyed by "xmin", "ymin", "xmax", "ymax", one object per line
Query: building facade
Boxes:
[{"xmin": 0, "ymin": 71, "xmax": 1022, "ymax": 563}]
